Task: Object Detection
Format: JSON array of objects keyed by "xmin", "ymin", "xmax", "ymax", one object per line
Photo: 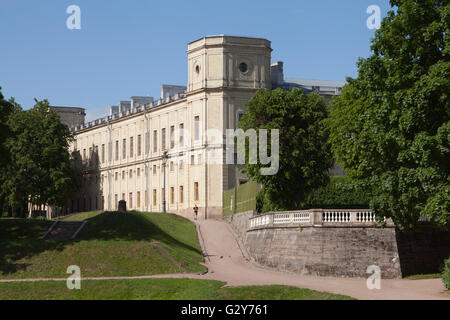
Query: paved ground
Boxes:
[
  {"xmin": 1, "ymin": 218, "xmax": 448, "ymax": 300},
  {"xmin": 189, "ymin": 219, "xmax": 449, "ymax": 300}
]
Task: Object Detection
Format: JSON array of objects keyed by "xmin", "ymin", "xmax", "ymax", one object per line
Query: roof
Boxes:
[
  {"xmin": 284, "ymin": 78, "xmax": 346, "ymax": 89},
  {"xmin": 188, "ymin": 34, "xmax": 270, "ymax": 45}
]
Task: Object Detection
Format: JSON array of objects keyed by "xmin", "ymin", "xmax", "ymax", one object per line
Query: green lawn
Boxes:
[
  {"xmin": 63, "ymin": 210, "xmax": 103, "ymax": 221},
  {"xmin": 0, "ymin": 211, "xmax": 206, "ymax": 279},
  {"xmin": 405, "ymin": 273, "xmax": 442, "ymax": 280},
  {"xmin": 0, "ymin": 278, "xmax": 355, "ymax": 300}
]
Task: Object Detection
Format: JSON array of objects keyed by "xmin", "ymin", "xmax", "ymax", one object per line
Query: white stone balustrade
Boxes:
[
  {"xmin": 273, "ymin": 211, "xmax": 311, "ymax": 224},
  {"xmin": 249, "ymin": 209, "xmax": 380, "ymax": 229},
  {"xmin": 249, "ymin": 214, "xmax": 271, "ymax": 228},
  {"xmin": 355, "ymin": 211, "xmax": 376, "ymax": 222}
]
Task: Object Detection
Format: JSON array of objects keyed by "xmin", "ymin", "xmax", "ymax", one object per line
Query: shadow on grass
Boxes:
[
  {"xmin": 76, "ymin": 211, "xmax": 203, "ymax": 257},
  {"xmin": 0, "ymin": 219, "xmax": 65, "ymax": 276},
  {"xmin": 0, "ymin": 211, "xmax": 202, "ymax": 277}
]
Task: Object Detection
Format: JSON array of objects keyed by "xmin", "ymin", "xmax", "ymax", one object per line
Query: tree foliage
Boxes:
[
  {"xmin": 327, "ymin": 0, "xmax": 449, "ymax": 230},
  {"xmin": 0, "ymin": 88, "xmax": 21, "ymax": 215},
  {"xmin": 0, "ymin": 88, "xmax": 18, "ymax": 174},
  {"xmin": 303, "ymin": 176, "xmax": 371, "ymax": 209},
  {"xmin": 1, "ymin": 95, "xmax": 80, "ymax": 214},
  {"xmin": 239, "ymin": 88, "xmax": 333, "ymax": 211}
]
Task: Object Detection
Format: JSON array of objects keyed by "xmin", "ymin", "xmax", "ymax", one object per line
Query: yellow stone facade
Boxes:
[{"xmin": 69, "ymin": 35, "xmax": 272, "ymax": 219}]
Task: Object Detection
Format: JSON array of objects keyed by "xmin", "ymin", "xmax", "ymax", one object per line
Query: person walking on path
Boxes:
[{"xmin": 193, "ymin": 204, "xmax": 199, "ymax": 220}]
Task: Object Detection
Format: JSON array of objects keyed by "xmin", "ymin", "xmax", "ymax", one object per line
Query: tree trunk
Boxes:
[{"xmin": 28, "ymin": 202, "xmax": 33, "ymax": 218}]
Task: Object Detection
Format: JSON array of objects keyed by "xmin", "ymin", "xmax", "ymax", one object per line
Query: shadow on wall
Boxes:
[
  {"xmin": 395, "ymin": 223, "xmax": 450, "ymax": 276},
  {"xmin": 59, "ymin": 147, "xmax": 104, "ymax": 217}
]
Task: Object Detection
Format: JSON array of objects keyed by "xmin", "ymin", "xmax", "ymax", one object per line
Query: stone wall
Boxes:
[
  {"xmin": 225, "ymin": 210, "xmax": 254, "ymax": 241},
  {"xmin": 50, "ymin": 106, "xmax": 85, "ymax": 128},
  {"xmin": 245, "ymin": 225, "xmax": 402, "ymax": 278},
  {"xmin": 231, "ymin": 211, "xmax": 450, "ymax": 278}
]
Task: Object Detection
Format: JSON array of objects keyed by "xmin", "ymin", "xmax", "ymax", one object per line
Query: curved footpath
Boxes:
[
  {"xmin": 188, "ymin": 219, "xmax": 449, "ymax": 300},
  {"xmin": 1, "ymin": 218, "xmax": 448, "ymax": 300}
]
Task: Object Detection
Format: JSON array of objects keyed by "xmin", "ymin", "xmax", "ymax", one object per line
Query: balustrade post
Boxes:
[
  {"xmin": 310, "ymin": 209, "xmax": 323, "ymax": 226},
  {"xmin": 350, "ymin": 211, "xmax": 358, "ymax": 223}
]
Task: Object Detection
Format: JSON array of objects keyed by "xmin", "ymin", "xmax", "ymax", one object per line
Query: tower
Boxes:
[
  {"xmin": 185, "ymin": 36, "xmax": 273, "ymax": 217},
  {"xmin": 187, "ymin": 35, "xmax": 272, "ymax": 92}
]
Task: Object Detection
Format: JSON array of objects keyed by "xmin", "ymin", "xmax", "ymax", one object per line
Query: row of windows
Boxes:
[
  {"xmin": 79, "ymin": 117, "xmax": 201, "ymax": 164},
  {"xmin": 82, "ymin": 157, "xmax": 203, "ymax": 186},
  {"xmin": 76, "ymin": 182, "xmax": 199, "ymax": 212},
  {"xmin": 112, "ymin": 182, "xmax": 199, "ymax": 210}
]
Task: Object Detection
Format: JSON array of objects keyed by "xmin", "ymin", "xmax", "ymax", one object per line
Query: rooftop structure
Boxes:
[
  {"xmin": 73, "ymin": 61, "xmax": 344, "ymax": 134},
  {"xmin": 50, "ymin": 106, "xmax": 86, "ymax": 129}
]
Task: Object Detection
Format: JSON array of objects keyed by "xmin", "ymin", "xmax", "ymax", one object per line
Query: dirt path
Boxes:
[{"xmin": 1, "ymin": 218, "xmax": 448, "ymax": 300}]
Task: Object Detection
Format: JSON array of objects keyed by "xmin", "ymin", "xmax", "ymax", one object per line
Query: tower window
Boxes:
[
  {"xmin": 239, "ymin": 62, "xmax": 248, "ymax": 73},
  {"xmin": 194, "ymin": 116, "xmax": 200, "ymax": 141}
]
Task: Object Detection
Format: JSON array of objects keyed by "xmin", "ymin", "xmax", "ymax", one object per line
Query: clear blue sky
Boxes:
[{"xmin": 0, "ymin": 0, "xmax": 390, "ymax": 121}]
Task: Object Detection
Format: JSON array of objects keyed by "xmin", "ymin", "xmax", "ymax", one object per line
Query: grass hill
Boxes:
[
  {"xmin": 0, "ymin": 211, "xmax": 206, "ymax": 279},
  {"xmin": 0, "ymin": 211, "xmax": 356, "ymax": 300}
]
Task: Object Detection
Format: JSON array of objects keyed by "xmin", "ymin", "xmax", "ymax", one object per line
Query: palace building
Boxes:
[{"xmin": 61, "ymin": 35, "xmax": 344, "ymax": 220}]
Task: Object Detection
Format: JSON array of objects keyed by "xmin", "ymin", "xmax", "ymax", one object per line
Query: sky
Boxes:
[{"xmin": 0, "ymin": 0, "xmax": 391, "ymax": 121}]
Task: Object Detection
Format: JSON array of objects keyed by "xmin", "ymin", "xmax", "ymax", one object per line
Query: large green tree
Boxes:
[
  {"xmin": 0, "ymin": 88, "xmax": 21, "ymax": 215},
  {"xmin": 239, "ymin": 88, "xmax": 333, "ymax": 211},
  {"xmin": 327, "ymin": 0, "xmax": 449, "ymax": 230},
  {"xmin": 2, "ymin": 99, "xmax": 80, "ymax": 216}
]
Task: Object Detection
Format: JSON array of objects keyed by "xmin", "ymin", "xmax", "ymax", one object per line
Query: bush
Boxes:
[
  {"xmin": 257, "ymin": 188, "xmax": 283, "ymax": 213},
  {"xmin": 443, "ymin": 256, "xmax": 450, "ymax": 290},
  {"xmin": 302, "ymin": 176, "xmax": 370, "ymax": 209}
]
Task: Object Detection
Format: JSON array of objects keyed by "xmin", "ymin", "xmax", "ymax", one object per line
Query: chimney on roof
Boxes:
[
  {"xmin": 118, "ymin": 101, "xmax": 131, "ymax": 113},
  {"xmin": 110, "ymin": 106, "xmax": 119, "ymax": 115},
  {"xmin": 131, "ymin": 96, "xmax": 154, "ymax": 108},
  {"xmin": 161, "ymin": 85, "xmax": 186, "ymax": 99}
]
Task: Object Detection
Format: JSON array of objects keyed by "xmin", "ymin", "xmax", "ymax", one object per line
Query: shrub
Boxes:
[
  {"xmin": 443, "ymin": 256, "xmax": 450, "ymax": 290},
  {"xmin": 257, "ymin": 188, "xmax": 283, "ymax": 213},
  {"xmin": 302, "ymin": 176, "xmax": 370, "ymax": 209}
]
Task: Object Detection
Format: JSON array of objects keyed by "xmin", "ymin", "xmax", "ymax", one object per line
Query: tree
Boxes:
[
  {"xmin": 239, "ymin": 88, "xmax": 333, "ymax": 211},
  {"xmin": 2, "ymin": 99, "xmax": 81, "ymax": 217},
  {"xmin": 327, "ymin": 0, "xmax": 449, "ymax": 230},
  {"xmin": 0, "ymin": 88, "xmax": 21, "ymax": 216}
]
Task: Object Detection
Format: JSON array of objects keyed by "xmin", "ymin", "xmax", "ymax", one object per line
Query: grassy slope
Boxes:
[
  {"xmin": 0, "ymin": 211, "xmax": 206, "ymax": 279},
  {"xmin": 0, "ymin": 278, "xmax": 355, "ymax": 300}
]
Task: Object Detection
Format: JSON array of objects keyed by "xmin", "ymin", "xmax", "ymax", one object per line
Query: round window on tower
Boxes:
[{"xmin": 239, "ymin": 62, "xmax": 248, "ymax": 73}]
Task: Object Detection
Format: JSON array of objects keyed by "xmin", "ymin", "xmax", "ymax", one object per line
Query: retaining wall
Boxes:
[{"xmin": 228, "ymin": 211, "xmax": 450, "ymax": 278}]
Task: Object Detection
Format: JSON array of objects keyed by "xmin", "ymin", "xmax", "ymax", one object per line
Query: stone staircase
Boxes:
[{"xmin": 42, "ymin": 221, "xmax": 87, "ymax": 241}]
